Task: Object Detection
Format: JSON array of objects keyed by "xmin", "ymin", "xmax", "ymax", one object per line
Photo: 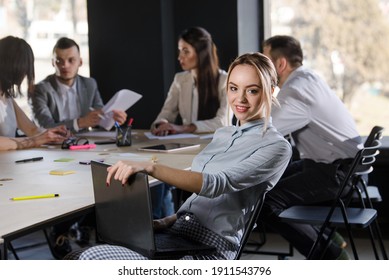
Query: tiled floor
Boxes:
[{"xmin": 4, "ymin": 229, "xmax": 388, "ymax": 260}]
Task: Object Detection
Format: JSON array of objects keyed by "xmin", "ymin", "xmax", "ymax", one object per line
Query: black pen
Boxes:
[{"xmin": 15, "ymin": 157, "xmax": 44, "ymax": 163}]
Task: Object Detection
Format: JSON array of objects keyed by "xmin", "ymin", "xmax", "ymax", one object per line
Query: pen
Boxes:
[
  {"xmin": 89, "ymin": 107, "xmax": 105, "ymax": 119},
  {"xmin": 10, "ymin": 194, "xmax": 59, "ymax": 201},
  {"xmin": 114, "ymin": 121, "xmax": 123, "ymax": 132},
  {"xmin": 15, "ymin": 157, "xmax": 43, "ymax": 163},
  {"xmin": 127, "ymin": 118, "xmax": 134, "ymax": 126}
]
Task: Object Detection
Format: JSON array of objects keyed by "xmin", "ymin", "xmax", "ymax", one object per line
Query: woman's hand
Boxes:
[
  {"xmin": 153, "ymin": 214, "xmax": 177, "ymax": 231},
  {"xmin": 33, "ymin": 125, "xmax": 68, "ymax": 146},
  {"xmin": 106, "ymin": 160, "xmax": 154, "ymax": 186},
  {"xmin": 152, "ymin": 122, "xmax": 192, "ymax": 136}
]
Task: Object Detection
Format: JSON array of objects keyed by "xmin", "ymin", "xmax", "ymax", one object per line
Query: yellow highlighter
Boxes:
[{"xmin": 10, "ymin": 194, "xmax": 59, "ymax": 201}]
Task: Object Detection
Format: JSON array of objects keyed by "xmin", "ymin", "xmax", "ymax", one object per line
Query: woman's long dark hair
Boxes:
[
  {"xmin": 179, "ymin": 27, "xmax": 220, "ymax": 120},
  {"xmin": 0, "ymin": 36, "xmax": 35, "ymax": 98}
]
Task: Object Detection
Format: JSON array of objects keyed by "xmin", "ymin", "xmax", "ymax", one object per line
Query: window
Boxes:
[
  {"xmin": 268, "ymin": 0, "xmax": 389, "ymax": 135},
  {"xmin": 0, "ymin": 0, "xmax": 88, "ymax": 119}
]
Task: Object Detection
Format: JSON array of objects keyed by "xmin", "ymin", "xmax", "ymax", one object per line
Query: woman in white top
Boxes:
[
  {"xmin": 151, "ymin": 27, "xmax": 229, "ymax": 136},
  {"xmin": 0, "ymin": 36, "xmax": 67, "ymax": 151}
]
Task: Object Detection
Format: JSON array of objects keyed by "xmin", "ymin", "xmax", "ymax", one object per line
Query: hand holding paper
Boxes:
[{"xmin": 99, "ymin": 89, "xmax": 142, "ymax": 130}]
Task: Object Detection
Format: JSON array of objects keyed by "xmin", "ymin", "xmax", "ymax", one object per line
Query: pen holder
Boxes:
[{"xmin": 116, "ymin": 125, "xmax": 132, "ymax": 146}]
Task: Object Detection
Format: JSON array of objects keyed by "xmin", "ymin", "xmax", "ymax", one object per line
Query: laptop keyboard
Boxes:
[{"xmin": 155, "ymin": 233, "xmax": 185, "ymax": 249}]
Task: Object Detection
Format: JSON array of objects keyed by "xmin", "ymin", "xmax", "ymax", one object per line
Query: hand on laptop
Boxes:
[
  {"xmin": 106, "ymin": 160, "xmax": 153, "ymax": 186},
  {"xmin": 153, "ymin": 214, "xmax": 177, "ymax": 231}
]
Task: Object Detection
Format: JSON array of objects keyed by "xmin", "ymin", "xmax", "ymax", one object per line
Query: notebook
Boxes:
[{"xmin": 91, "ymin": 160, "xmax": 215, "ymax": 259}]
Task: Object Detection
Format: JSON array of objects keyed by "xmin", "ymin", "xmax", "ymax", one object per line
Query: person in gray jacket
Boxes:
[
  {"xmin": 30, "ymin": 37, "xmax": 126, "ymax": 132},
  {"xmin": 29, "ymin": 37, "xmax": 127, "ymax": 259}
]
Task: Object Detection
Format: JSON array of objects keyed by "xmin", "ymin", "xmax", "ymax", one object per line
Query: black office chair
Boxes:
[
  {"xmin": 278, "ymin": 135, "xmax": 387, "ymax": 259},
  {"xmin": 352, "ymin": 126, "xmax": 384, "ymax": 205},
  {"xmin": 347, "ymin": 126, "xmax": 387, "ymax": 259},
  {"xmin": 235, "ymin": 191, "xmax": 268, "ymax": 260}
]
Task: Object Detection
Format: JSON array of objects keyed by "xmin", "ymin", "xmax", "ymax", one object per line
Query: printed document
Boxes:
[{"xmin": 99, "ymin": 89, "xmax": 142, "ymax": 130}]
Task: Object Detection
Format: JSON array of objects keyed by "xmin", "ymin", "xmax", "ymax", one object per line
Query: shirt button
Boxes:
[{"xmin": 185, "ymin": 215, "xmax": 190, "ymax": 221}]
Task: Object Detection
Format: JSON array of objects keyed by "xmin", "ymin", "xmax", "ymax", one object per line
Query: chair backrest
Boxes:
[
  {"xmin": 235, "ymin": 191, "xmax": 267, "ymax": 259},
  {"xmin": 337, "ymin": 139, "xmax": 382, "ymax": 208},
  {"xmin": 351, "ymin": 126, "xmax": 385, "ymax": 206},
  {"xmin": 364, "ymin": 126, "xmax": 384, "ymax": 147}
]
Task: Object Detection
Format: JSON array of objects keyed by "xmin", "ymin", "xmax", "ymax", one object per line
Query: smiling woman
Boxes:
[
  {"xmin": 226, "ymin": 53, "xmax": 278, "ymax": 128},
  {"xmin": 63, "ymin": 52, "xmax": 292, "ymax": 260},
  {"xmin": 228, "ymin": 64, "xmax": 268, "ymax": 125}
]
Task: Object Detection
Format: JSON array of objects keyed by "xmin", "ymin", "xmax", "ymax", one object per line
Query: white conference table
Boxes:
[{"xmin": 0, "ymin": 130, "xmax": 210, "ymax": 259}]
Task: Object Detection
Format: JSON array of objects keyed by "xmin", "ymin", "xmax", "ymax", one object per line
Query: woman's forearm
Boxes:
[
  {"xmin": 0, "ymin": 136, "xmax": 37, "ymax": 151},
  {"xmin": 147, "ymin": 163, "xmax": 203, "ymax": 194}
]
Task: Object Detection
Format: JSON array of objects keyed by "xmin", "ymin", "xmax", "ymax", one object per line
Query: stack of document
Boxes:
[{"xmin": 99, "ymin": 89, "xmax": 142, "ymax": 130}]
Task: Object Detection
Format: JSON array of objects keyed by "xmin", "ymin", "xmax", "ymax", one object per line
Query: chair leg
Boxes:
[
  {"xmin": 352, "ymin": 179, "xmax": 387, "ymax": 259},
  {"xmin": 307, "ymin": 205, "xmax": 360, "ymax": 260},
  {"xmin": 7, "ymin": 242, "xmax": 20, "ymax": 260},
  {"xmin": 43, "ymin": 228, "xmax": 58, "ymax": 259},
  {"xmin": 307, "ymin": 208, "xmax": 335, "ymax": 259},
  {"xmin": 371, "ymin": 220, "xmax": 388, "ymax": 259},
  {"xmin": 340, "ymin": 206, "xmax": 360, "ymax": 260},
  {"xmin": 366, "ymin": 224, "xmax": 380, "ymax": 259}
]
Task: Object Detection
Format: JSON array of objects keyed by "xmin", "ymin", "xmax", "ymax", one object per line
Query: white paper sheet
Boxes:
[{"xmin": 99, "ymin": 89, "xmax": 142, "ymax": 130}]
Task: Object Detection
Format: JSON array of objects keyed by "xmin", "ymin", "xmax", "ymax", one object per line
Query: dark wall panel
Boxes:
[
  {"xmin": 87, "ymin": 0, "xmax": 239, "ymax": 129},
  {"xmin": 173, "ymin": 0, "xmax": 239, "ymax": 72},
  {"xmin": 87, "ymin": 0, "xmax": 165, "ymax": 128}
]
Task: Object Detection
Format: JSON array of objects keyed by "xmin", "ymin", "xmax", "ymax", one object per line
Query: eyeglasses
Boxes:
[{"xmin": 61, "ymin": 137, "xmax": 89, "ymax": 149}]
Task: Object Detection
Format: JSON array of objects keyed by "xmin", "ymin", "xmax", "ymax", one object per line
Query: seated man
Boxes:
[
  {"xmin": 30, "ymin": 37, "xmax": 127, "ymax": 132},
  {"xmin": 261, "ymin": 35, "xmax": 363, "ymax": 259},
  {"xmin": 29, "ymin": 37, "xmax": 127, "ymax": 259}
]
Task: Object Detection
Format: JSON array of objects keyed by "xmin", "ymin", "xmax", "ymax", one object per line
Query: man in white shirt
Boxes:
[{"xmin": 261, "ymin": 35, "xmax": 362, "ymax": 259}]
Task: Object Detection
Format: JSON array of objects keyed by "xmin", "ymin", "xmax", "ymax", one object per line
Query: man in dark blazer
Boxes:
[{"xmin": 30, "ymin": 37, "xmax": 127, "ymax": 132}]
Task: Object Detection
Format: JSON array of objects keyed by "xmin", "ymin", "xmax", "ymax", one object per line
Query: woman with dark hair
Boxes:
[
  {"xmin": 0, "ymin": 36, "xmax": 67, "ymax": 151},
  {"xmin": 151, "ymin": 26, "xmax": 229, "ymax": 136}
]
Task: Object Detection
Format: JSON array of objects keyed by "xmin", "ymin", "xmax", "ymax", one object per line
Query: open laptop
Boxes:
[{"xmin": 91, "ymin": 160, "xmax": 215, "ymax": 259}]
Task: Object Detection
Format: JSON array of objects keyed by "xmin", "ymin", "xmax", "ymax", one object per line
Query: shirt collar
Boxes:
[
  {"xmin": 55, "ymin": 77, "xmax": 77, "ymax": 95},
  {"xmin": 283, "ymin": 65, "xmax": 305, "ymax": 87},
  {"xmin": 232, "ymin": 118, "xmax": 267, "ymax": 136}
]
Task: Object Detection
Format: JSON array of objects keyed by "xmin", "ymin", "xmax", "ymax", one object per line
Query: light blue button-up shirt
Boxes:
[{"xmin": 177, "ymin": 119, "xmax": 292, "ymax": 245}]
